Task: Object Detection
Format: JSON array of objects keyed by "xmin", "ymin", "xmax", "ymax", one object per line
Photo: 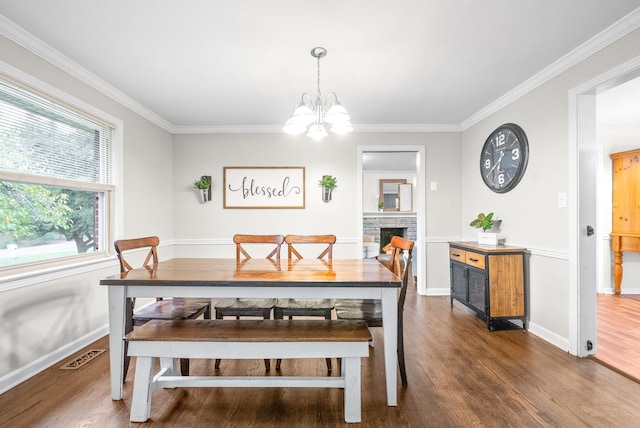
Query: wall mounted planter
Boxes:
[
  {"xmin": 194, "ymin": 175, "xmax": 212, "ymax": 203},
  {"xmin": 322, "ymin": 187, "xmax": 332, "ymax": 203}
]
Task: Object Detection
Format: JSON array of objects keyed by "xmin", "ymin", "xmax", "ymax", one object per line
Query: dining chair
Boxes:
[
  {"xmin": 213, "ymin": 233, "xmax": 284, "ymax": 370},
  {"xmin": 273, "ymin": 234, "xmax": 337, "ymax": 372},
  {"xmin": 114, "ymin": 236, "xmax": 212, "ymax": 381},
  {"xmin": 334, "ymin": 235, "xmax": 414, "ymax": 385}
]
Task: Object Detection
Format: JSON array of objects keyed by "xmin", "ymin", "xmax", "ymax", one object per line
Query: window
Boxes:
[{"xmin": 0, "ymin": 76, "xmax": 114, "ymax": 271}]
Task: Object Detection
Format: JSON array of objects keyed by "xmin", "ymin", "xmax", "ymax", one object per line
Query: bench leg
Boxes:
[
  {"xmin": 130, "ymin": 356, "xmax": 156, "ymax": 422},
  {"xmin": 160, "ymin": 357, "xmax": 180, "ymax": 377},
  {"xmin": 342, "ymin": 357, "xmax": 362, "ymax": 423}
]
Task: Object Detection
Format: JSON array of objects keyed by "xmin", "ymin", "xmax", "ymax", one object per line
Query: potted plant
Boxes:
[
  {"xmin": 470, "ymin": 212, "xmax": 498, "ymax": 245},
  {"xmin": 378, "ymin": 200, "xmax": 384, "ymax": 212},
  {"xmin": 194, "ymin": 176, "xmax": 212, "ymax": 203},
  {"xmin": 319, "ymin": 175, "xmax": 337, "ymax": 203}
]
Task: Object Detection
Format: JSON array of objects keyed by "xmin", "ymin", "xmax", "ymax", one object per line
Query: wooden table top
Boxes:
[{"xmin": 100, "ymin": 257, "xmax": 401, "ymax": 288}]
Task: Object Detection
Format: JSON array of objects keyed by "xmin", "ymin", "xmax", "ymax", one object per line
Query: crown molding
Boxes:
[
  {"xmin": 0, "ymin": 15, "xmax": 175, "ymax": 133},
  {"xmin": 173, "ymin": 123, "xmax": 462, "ymax": 134},
  {"xmin": 461, "ymin": 7, "xmax": 640, "ymax": 130},
  {"xmin": 172, "ymin": 124, "xmax": 282, "ymax": 134},
  {"xmin": 355, "ymin": 123, "xmax": 462, "ymax": 133}
]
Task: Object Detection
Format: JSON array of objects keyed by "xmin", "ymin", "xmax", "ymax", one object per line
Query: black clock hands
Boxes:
[{"xmin": 485, "ymin": 151, "xmax": 504, "ymax": 179}]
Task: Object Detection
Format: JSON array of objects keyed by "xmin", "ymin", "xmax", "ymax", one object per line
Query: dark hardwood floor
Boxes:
[
  {"xmin": 2, "ymin": 287, "xmax": 640, "ymax": 427},
  {"xmin": 592, "ymin": 293, "xmax": 640, "ymax": 383}
]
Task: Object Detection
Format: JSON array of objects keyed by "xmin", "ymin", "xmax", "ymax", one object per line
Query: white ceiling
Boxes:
[{"xmin": 0, "ymin": 1, "xmax": 639, "ymax": 133}]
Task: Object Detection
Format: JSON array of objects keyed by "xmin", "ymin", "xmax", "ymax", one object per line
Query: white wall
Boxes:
[
  {"xmin": 0, "ymin": 34, "xmax": 175, "ymax": 390},
  {"xmin": 171, "ymin": 131, "xmax": 461, "ymax": 296},
  {"xmin": 460, "ymin": 27, "xmax": 640, "ymax": 349}
]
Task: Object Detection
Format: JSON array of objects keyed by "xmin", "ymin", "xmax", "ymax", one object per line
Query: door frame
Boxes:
[
  {"xmin": 357, "ymin": 145, "xmax": 427, "ymax": 295},
  {"xmin": 569, "ymin": 55, "xmax": 640, "ymax": 356}
]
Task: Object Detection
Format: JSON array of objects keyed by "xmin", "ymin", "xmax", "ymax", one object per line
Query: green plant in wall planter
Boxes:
[
  {"xmin": 194, "ymin": 176, "xmax": 212, "ymax": 203},
  {"xmin": 319, "ymin": 175, "xmax": 337, "ymax": 203},
  {"xmin": 470, "ymin": 212, "xmax": 499, "ymax": 245}
]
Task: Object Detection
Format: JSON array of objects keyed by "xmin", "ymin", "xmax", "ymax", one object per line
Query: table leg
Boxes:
[
  {"xmin": 613, "ymin": 250, "xmax": 623, "ymax": 295},
  {"xmin": 381, "ymin": 288, "xmax": 397, "ymax": 406},
  {"xmin": 108, "ymin": 286, "xmax": 126, "ymax": 400}
]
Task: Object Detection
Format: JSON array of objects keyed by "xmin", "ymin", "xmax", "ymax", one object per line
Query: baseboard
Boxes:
[
  {"xmin": 0, "ymin": 325, "xmax": 108, "ymax": 395},
  {"xmin": 601, "ymin": 287, "xmax": 640, "ymax": 295},
  {"xmin": 526, "ymin": 321, "xmax": 570, "ymax": 352}
]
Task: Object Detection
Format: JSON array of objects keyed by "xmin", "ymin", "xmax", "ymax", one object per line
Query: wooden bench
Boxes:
[{"xmin": 126, "ymin": 319, "xmax": 372, "ymax": 423}]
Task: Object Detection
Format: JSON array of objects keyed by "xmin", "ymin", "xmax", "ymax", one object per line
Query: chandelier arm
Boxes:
[
  {"xmin": 325, "ymin": 92, "xmax": 338, "ymax": 108},
  {"xmin": 301, "ymin": 93, "xmax": 313, "ymax": 108}
]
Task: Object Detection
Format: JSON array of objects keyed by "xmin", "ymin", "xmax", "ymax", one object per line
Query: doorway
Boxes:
[
  {"xmin": 357, "ymin": 146, "xmax": 426, "ymax": 295},
  {"xmin": 572, "ymin": 57, "xmax": 640, "ymax": 358}
]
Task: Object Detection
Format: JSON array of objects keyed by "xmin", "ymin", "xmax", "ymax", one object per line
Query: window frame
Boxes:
[{"xmin": 0, "ymin": 62, "xmax": 122, "ymax": 282}]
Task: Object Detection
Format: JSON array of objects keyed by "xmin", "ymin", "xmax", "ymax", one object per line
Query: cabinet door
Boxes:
[
  {"xmin": 467, "ymin": 268, "xmax": 486, "ymax": 313},
  {"xmin": 488, "ymin": 254, "xmax": 525, "ymax": 317},
  {"xmin": 450, "ymin": 262, "xmax": 467, "ymax": 302}
]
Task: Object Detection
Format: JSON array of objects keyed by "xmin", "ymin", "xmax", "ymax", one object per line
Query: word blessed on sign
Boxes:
[{"xmin": 223, "ymin": 167, "xmax": 305, "ymax": 208}]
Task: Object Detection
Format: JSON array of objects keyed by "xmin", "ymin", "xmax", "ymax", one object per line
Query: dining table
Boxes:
[{"xmin": 100, "ymin": 257, "xmax": 402, "ymax": 406}]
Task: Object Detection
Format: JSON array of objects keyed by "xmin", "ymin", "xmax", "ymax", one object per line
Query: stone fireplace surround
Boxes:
[{"xmin": 363, "ymin": 214, "xmax": 417, "ymax": 253}]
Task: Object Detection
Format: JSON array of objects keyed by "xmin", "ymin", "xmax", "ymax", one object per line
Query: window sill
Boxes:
[{"xmin": 0, "ymin": 255, "xmax": 117, "ymax": 293}]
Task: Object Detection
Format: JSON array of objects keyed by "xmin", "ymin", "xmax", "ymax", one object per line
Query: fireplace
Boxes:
[
  {"xmin": 362, "ymin": 214, "xmax": 416, "ymax": 258},
  {"xmin": 380, "ymin": 227, "xmax": 405, "ymax": 252}
]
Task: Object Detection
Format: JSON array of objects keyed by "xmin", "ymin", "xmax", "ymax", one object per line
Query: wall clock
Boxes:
[{"xmin": 480, "ymin": 123, "xmax": 529, "ymax": 193}]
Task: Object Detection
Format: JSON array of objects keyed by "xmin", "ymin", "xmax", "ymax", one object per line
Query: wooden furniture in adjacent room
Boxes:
[
  {"xmin": 610, "ymin": 148, "xmax": 640, "ymax": 294},
  {"xmin": 449, "ymin": 241, "xmax": 526, "ymax": 330},
  {"xmin": 113, "ymin": 236, "xmax": 212, "ymax": 380}
]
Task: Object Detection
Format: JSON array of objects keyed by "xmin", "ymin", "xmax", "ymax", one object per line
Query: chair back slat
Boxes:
[
  {"xmin": 113, "ymin": 236, "xmax": 160, "ymax": 273},
  {"xmin": 284, "ymin": 234, "xmax": 336, "ymax": 260},
  {"xmin": 233, "ymin": 234, "xmax": 284, "ymax": 261},
  {"xmin": 386, "ymin": 236, "xmax": 415, "ymax": 314}
]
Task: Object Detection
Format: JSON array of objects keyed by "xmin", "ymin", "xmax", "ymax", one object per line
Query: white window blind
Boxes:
[
  {"xmin": 0, "ymin": 78, "xmax": 112, "ymax": 185},
  {"xmin": 0, "ymin": 75, "xmax": 115, "ymax": 270}
]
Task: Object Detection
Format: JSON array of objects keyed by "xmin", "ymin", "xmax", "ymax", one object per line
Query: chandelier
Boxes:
[{"xmin": 283, "ymin": 47, "xmax": 353, "ymax": 140}]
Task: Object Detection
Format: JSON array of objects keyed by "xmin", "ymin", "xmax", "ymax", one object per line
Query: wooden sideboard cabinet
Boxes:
[
  {"xmin": 610, "ymin": 148, "xmax": 640, "ymax": 294},
  {"xmin": 449, "ymin": 242, "xmax": 526, "ymax": 330}
]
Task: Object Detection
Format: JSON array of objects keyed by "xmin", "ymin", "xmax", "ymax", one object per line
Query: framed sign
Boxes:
[{"xmin": 223, "ymin": 166, "xmax": 305, "ymax": 209}]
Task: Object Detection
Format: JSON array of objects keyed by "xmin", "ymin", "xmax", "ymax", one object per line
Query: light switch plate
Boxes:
[{"xmin": 557, "ymin": 192, "xmax": 567, "ymax": 208}]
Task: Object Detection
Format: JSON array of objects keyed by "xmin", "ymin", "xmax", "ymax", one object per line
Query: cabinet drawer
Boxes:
[
  {"xmin": 465, "ymin": 251, "xmax": 486, "ymax": 270},
  {"xmin": 449, "ymin": 247, "xmax": 466, "ymax": 262}
]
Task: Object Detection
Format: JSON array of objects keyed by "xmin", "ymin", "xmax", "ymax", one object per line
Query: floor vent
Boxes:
[{"xmin": 60, "ymin": 349, "xmax": 106, "ymax": 370}]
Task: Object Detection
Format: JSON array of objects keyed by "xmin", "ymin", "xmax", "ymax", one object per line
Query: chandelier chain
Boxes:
[{"xmin": 316, "ymin": 55, "xmax": 322, "ymax": 101}]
